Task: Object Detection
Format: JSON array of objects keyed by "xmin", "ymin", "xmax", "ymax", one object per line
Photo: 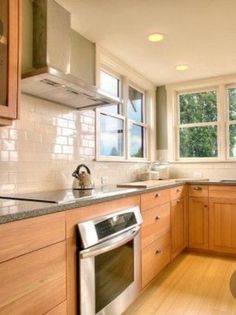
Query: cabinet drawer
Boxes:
[
  {"xmin": 141, "ymin": 203, "xmax": 170, "ymax": 248},
  {"xmin": 142, "ymin": 233, "xmax": 170, "ymax": 288},
  {"xmin": 141, "ymin": 189, "xmax": 170, "ymax": 211},
  {"xmin": 188, "ymin": 185, "xmax": 208, "ymax": 197},
  {"xmin": 170, "ymin": 185, "xmax": 186, "ymax": 200},
  {"xmin": 0, "ymin": 242, "xmax": 66, "ymax": 315},
  {"xmin": 209, "ymin": 185, "xmax": 236, "ymax": 199},
  {"xmin": 0, "ymin": 212, "xmax": 66, "ymax": 263}
]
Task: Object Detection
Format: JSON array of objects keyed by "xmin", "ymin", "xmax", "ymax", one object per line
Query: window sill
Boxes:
[
  {"xmin": 170, "ymin": 160, "xmax": 236, "ymax": 164},
  {"xmin": 95, "ymin": 157, "xmax": 149, "ymax": 163}
]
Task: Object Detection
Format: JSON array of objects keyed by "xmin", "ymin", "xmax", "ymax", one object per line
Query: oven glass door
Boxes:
[{"xmin": 95, "ymin": 240, "xmax": 134, "ymax": 313}]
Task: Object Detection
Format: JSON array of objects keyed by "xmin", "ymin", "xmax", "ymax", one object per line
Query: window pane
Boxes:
[
  {"xmin": 102, "ymin": 105, "xmax": 120, "ymax": 115},
  {"xmin": 228, "ymin": 88, "xmax": 236, "ymax": 120},
  {"xmin": 229, "ymin": 124, "xmax": 236, "ymax": 157},
  {"xmin": 179, "ymin": 90, "xmax": 217, "ymax": 124},
  {"xmin": 179, "ymin": 126, "xmax": 217, "ymax": 158},
  {"xmin": 130, "ymin": 124, "xmax": 144, "ymax": 158},
  {"xmin": 100, "ymin": 71, "xmax": 119, "ymax": 98},
  {"xmin": 128, "ymin": 86, "xmax": 144, "ymax": 123},
  {"xmin": 100, "ymin": 114, "xmax": 124, "ymax": 157}
]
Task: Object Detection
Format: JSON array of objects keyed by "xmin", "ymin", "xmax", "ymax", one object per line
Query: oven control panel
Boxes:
[
  {"xmin": 77, "ymin": 206, "xmax": 143, "ymax": 249},
  {"xmin": 95, "ymin": 212, "xmax": 137, "ymax": 239}
]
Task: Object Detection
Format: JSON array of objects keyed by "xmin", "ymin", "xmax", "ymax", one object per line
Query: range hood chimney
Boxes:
[{"xmin": 21, "ymin": 0, "xmax": 120, "ymax": 110}]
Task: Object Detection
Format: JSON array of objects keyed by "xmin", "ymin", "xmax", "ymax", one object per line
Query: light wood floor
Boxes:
[{"xmin": 123, "ymin": 253, "xmax": 236, "ymax": 315}]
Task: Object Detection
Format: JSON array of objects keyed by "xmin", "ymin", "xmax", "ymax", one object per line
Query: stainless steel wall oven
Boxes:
[{"xmin": 77, "ymin": 206, "xmax": 143, "ymax": 315}]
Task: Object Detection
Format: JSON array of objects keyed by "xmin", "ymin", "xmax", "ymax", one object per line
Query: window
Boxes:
[
  {"xmin": 177, "ymin": 89, "xmax": 218, "ymax": 159},
  {"xmin": 97, "ymin": 70, "xmax": 147, "ymax": 160},
  {"xmin": 128, "ymin": 86, "xmax": 146, "ymax": 158},
  {"xmin": 228, "ymin": 87, "xmax": 236, "ymax": 157}
]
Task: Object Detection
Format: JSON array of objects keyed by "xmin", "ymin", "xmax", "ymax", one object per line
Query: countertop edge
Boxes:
[
  {"xmin": 2, "ymin": 180, "xmax": 236, "ymax": 224},
  {"xmin": 0, "ymin": 182, "xmax": 182, "ymax": 224}
]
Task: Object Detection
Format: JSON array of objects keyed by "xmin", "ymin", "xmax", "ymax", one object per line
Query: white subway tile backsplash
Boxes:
[{"xmin": 0, "ymin": 95, "xmax": 148, "ymax": 194}]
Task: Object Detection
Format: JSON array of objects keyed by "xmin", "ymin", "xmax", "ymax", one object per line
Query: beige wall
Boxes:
[{"xmin": 156, "ymin": 86, "xmax": 168, "ymax": 150}]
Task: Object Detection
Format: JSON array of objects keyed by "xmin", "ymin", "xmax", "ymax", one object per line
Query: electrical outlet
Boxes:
[
  {"xmin": 101, "ymin": 176, "xmax": 109, "ymax": 185},
  {"xmin": 193, "ymin": 171, "xmax": 202, "ymax": 178}
]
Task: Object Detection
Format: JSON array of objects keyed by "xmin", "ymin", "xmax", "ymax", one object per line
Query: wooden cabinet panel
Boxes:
[
  {"xmin": 209, "ymin": 199, "xmax": 236, "ymax": 254},
  {"xmin": 188, "ymin": 197, "xmax": 208, "ymax": 249},
  {"xmin": 141, "ymin": 203, "xmax": 170, "ymax": 248},
  {"xmin": 66, "ymin": 195, "xmax": 140, "ymax": 238},
  {"xmin": 0, "ymin": 241, "xmax": 66, "ymax": 315},
  {"xmin": 141, "ymin": 189, "xmax": 170, "ymax": 211},
  {"xmin": 142, "ymin": 233, "xmax": 170, "ymax": 288},
  {"xmin": 45, "ymin": 301, "xmax": 67, "ymax": 315},
  {"xmin": 0, "ymin": 0, "xmax": 20, "ymax": 122},
  {"xmin": 170, "ymin": 185, "xmax": 186, "ymax": 201},
  {"xmin": 171, "ymin": 198, "xmax": 187, "ymax": 259},
  {"xmin": 66, "ymin": 237, "xmax": 77, "ymax": 315},
  {"xmin": 188, "ymin": 185, "xmax": 208, "ymax": 198},
  {"xmin": 0, "ymin": 212, "xmax": 66, "ymax": 263},
  {"xmin": 209, "ymin": 185, "xmax": 236, "ymax": 200}
]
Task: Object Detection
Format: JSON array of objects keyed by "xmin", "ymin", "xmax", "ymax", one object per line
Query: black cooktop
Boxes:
[{"xmin": 0, "ymin": 186, "xmax": 137, "ymax": 204}]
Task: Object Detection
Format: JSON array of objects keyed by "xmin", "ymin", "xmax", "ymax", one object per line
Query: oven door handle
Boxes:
[{"xmin": 80, "ymin": 226, "xmax": 140, "ymax": 259}]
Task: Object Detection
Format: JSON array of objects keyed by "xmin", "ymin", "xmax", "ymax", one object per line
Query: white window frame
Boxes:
[
  {"xmin": 166, "ymin": 75, "xmax": 236, "ymax": 163},
  {"xmin": 127, "ymin": 83, "xmax": 148, "ymax": 161},
  {"xmin": 226, "ymin": 84, "xmax": 236, "ymax": 160},
  {"xmin": 175, "ymin": 87, "xmax": 221, "ymax": 162},
  {"xmin": 96, "ymin": 69, "xmax": 148, "ymax": 162}
]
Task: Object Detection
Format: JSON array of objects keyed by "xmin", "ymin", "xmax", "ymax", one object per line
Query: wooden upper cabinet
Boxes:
[
  {"xmin": 0, "ymin": 0, "xmax": 20, "ymax": 124},
  {"xmin": 188, "ymin": 197, "xmax": 209, "ymax": 249}
]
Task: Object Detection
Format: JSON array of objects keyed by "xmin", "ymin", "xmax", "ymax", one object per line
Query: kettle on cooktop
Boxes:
[{"xmin": 72, "ymin": 164, "xmax": 93, "ymax": 190}]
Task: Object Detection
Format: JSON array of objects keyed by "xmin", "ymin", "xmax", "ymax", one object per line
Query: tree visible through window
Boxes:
[{"xmin": 178, "ymin": 90, "xmax": 218, "ymax": 158}]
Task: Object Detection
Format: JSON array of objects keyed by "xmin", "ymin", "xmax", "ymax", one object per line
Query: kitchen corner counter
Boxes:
[{"xmin": 0, "ymin": 181, "xmax": 182, "ymax": 224}]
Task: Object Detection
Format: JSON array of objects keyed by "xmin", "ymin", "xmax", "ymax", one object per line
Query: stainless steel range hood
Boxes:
[{"xmin": 21, "ymin": 0, "xmax": 120, "ymax": 110}]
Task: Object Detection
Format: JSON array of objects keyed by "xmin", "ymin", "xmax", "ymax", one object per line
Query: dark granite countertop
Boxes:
[
  {"xmin": 0, "ymin": 181, "xmax": 181, "ymax": 224},
  {"xmin": 1, "ymin": 179, "xmax": 236, "ymax": 224}
]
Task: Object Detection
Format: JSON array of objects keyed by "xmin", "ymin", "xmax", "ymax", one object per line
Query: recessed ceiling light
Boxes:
[
  {"xmin": 176, "ymin": 65, "xmax": 188, "ymax": 71},
  {"xmin": 148, "ymin": 33, "xmax": 164, "ymax": 42}
]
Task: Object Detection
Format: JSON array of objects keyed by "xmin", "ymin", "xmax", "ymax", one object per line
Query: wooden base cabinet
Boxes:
[
  {"xmin": 0, "ymin": 242, "xmax": 66, "ymax": 315},
  {"xmin": 171, "ymin": 197, "xmax": 187, "ymax": 260},
  {"xmin": 141, "ymin": 188, "xmax": 171, "ymax": 288},
  {"xmin": 188, "ymin": 197, "xmax": 209, "ymax": 249},
  {"xmin": 209, "ymin": 199, "xmax": 236, "ymax": 254}
]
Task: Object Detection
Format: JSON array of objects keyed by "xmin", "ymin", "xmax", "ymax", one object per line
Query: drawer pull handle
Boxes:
[
  {"xmin": 176, "ymin": 189, "xmax": 180, "ymax": 192},
  {"xmin": 204, "ymin": 204, "xmax": 208, "ymax": 208},
  {"xmin": 177, "ymin": 199, "xmax": 181, "ymax": 203},
  {"xmin": 155, "ymin": 216, "xmax": 160, "ymax": 221},
  {"xmin": 193, "ymin": 186, "xmax": 202, "ymax": 191},
  {"xmin": 155, "ymin": 193, "xmax": 160, "ymax": 198},
  {"xmin": 155, "ymin": 250, "xmax": 162, "ymax": 255}
]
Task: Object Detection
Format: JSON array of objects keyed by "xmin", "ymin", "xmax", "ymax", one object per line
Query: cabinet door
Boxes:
[
  {"xmin": 209, "ymin": 199, "xmax": 236, "ymax": 254},
  {"xmin": 171, "ymin": 198, "xmax": 187, "ymax": 259},
  {"xmin": 0, "ymin": 0, "xmax": 20, "ymax": 121},
  {"xmin": 188, "ymin": 197, "xmax": 208, "ymax": 249}
]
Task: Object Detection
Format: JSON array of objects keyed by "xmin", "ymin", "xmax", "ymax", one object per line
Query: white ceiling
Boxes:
[{"xmin": 56, "ymin": 0, "xmax": 236, "ymax": 86}]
